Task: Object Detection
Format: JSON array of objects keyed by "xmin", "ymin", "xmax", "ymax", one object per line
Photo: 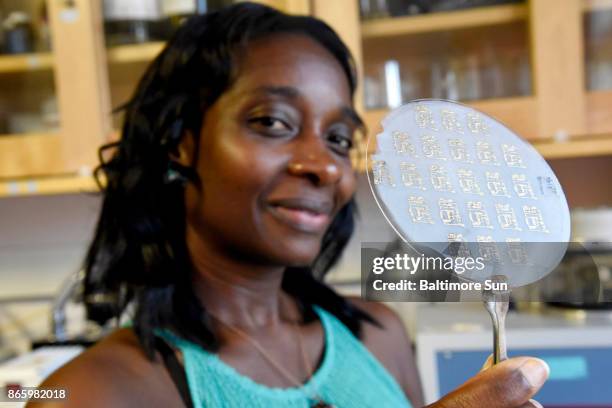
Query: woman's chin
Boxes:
[{"xmin": 269, "ymin": 241, "xmax": 321, "ymax": 268}]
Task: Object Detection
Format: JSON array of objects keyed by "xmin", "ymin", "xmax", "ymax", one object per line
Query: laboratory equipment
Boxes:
[
  {"xmin": 416, "ymin": 303, "xmax": 612, "ymax": 407},
  {"xmin": 367, "ymin": 99, "xmax": 570, "ymax": 366}
]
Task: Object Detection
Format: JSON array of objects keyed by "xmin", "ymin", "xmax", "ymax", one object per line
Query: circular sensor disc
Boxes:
[{"xmin": 367, "ymin": 100, "xmax": 570, "ymax": 288}]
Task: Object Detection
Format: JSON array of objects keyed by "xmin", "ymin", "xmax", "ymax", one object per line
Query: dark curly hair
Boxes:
[{"xmin": 84, "ymin": 1, "xmax": 374, "ymax": 358}]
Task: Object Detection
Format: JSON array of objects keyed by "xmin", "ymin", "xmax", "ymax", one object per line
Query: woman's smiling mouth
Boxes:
[{"xmin": 267, "ymin": 197, "xmax": 333, "ymax": 233}]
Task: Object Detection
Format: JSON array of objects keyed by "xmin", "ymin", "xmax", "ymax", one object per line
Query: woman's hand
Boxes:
[{"xmin": 426, "ymin": 356, "xmax": 549, "ymax": 408}]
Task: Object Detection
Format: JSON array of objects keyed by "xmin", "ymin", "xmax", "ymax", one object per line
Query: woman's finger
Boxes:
[
  {"xmin": 480, "ymin": 354, "xmax": 494, "ymax": 371},
  {"xmin": 519, "ymin": 399, "xmax": 543, "ymax": 408},
  {"xmin": 429, "ymin": 357, "xmax": 550, "ymax": 408}
]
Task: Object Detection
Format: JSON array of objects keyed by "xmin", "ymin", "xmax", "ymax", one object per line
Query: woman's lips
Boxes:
[{"xmin": 267, "ymin": 200, "xmax": 332, "ymax": 233}]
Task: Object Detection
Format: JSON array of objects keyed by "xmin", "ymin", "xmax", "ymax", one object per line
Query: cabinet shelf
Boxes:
[
  {"xmin": 0, "ymin": 174, "xmax": 99, "ymax": 197},
  {"xmin": 107, "ymin": 42, "xmax": 165, "ymax": 64},
  {"xmin": 534, "ymin": 135, "xmax": 612, "ymax": 159},
  {"xmin": 359, "ymin": 95, "xmax": 612, "ymax": 168},
  {"xmin": 0, "ymin": 131, "xmax": 58, "ymax": 138},
  {"xmin": 362, "ymin": 96, "xmax": 538, "ymax": 149},
  {"xmin": 0, "ymin": 53, "xmax": 54, "ymax": 74},
  {"xmin": 361, "ymin": 3, "xmax": 527, "ymax": 39}
]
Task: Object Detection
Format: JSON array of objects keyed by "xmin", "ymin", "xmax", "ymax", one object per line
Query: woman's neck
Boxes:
[{"xmin": 186, "ymin": 224, "xmax": 297, "ymax": 330}]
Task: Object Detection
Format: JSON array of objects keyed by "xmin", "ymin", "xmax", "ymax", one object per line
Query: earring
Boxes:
[{"xmin": 164, "ymin": 161, "xmax": 189, "ymax": 185}]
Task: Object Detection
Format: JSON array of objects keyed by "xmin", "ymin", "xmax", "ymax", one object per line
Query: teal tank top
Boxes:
[{"xmin": 160, "ymin": 306, "xmax": 413, "ymax": 408}]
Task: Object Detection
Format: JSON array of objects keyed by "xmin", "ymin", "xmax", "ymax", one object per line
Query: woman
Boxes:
[{"xmin": 31, "ymin": 3, "xmax": 548, "ymax": 407}]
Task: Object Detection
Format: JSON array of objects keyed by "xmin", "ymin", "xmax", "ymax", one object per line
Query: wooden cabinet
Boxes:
[
  {"xmin": 0, "ymin": 0, "xmax": 109, "ymax": 194},
  {"xmin": 1, "ymin": 0, "xmax": 612, "ymax": 198},
  {"xmin": 0, "ymin": 0, "xmax": 308, "ymax": 196},
  {"xmin": 103, "ymin": 0, "xmax": 310, "ymax": 136},
  {"xmin": 315, "ymin": 0, "xmax": 612, "ymax": 163},
  {"xmin": 311, "ymin": 0, "xmax": 612, "ymax": 208}
]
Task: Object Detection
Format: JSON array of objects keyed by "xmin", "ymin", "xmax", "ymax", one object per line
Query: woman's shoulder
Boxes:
[
  {"xmin": 343, "ymin": 297, "xmax": 410, "ymax": 358},
  {"xmin": 345, "ymin": 297, "xmax": 424, "ymax": 407},
  {"xmin": 345, "ymin": 296, "xmax": 408, "ymax": 344},
  {"xmin": 26, "ymin": 329, "xmax": 180, "ymax": 408}
]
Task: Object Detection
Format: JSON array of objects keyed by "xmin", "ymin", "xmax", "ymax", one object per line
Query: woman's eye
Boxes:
[
  {"xmin": 328, "ymin": 132, "xmax": 354, "ymax": 154},
  {"xmin": 248, "ymin": 116, "xmax": 291, "ymax": 134}
]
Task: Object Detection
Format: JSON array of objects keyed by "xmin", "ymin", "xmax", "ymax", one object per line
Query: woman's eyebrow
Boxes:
[
  {"xmin": 249, "ymin": 86, "xmax": 363, "ymax": 126},
  {"xmin": 252, "ymin": 85, "xmax": 300, "ymax": 99},
  {"xmin": 341, "ymin": 106, "xmax": 364, "ymax": 128}
]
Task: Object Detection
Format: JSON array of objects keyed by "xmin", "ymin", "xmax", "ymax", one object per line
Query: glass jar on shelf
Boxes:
[
  {"xmin": 103, "ymin": 0, "xmax": 165, "ymax": 46},
  {"xmin": 0, "ymin": 0, "xmax": 59, "ymax": 140},
  {"xmin": 361, "ymin": 8, "xmax": 531, "ymax": 107},
  {"xmin": 2, "ymin": 11, "xmax": 35, "ymax": 54},
  {"xmin": 400, "ymin": 58, "xmax": 430, "ymax": 102},
  {"xmin": 359, "ymin": 0, "xmax": 390, "ymax": 20},
  {"xmin": 449, "ymin": 53, "xmax": 482, "ymax": 101},
  {"xmin": 584, "ymin": 8, "xmax": 612, "ymax": 91},
  {"xmin": 158, "ymin": 0, "xmax": 235, "ymax": 40},
  {"xmin": 159, "ymin": 0, "xmax": 198, "ymax": 38},
  {"xmin": 364, "ymin": 63, "xmax": 388, "ymax": 109},
  {"xmin": 360, "ymin": 0, "xmax": 519, "ymax": 19}
]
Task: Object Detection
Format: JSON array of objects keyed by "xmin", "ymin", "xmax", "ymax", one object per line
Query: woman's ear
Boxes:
[
  {"xmin": 171, "ymin": 130, "xmax": 197, "ymax": 168},
  {"xmin": 165, "ymin": 130, "xmax": 199, "ymax": 186}
]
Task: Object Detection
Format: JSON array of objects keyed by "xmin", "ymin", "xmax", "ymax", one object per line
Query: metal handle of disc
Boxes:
[
  {"xmin": 490, "ymin": 298, "xmax": 509, "ymax": 364},
  {"xmin": 483, "ymin": 275, "xmax": 510, "ymax": 364}
]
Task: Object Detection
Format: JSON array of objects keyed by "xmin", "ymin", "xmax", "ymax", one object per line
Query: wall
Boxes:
[
  {"xmin": 0, "ymin": 193, "xmax": 100, "ymax": 357},
  {"xmin": 0, "ymin": 173, "xmax": 414, "ymax": 359}
]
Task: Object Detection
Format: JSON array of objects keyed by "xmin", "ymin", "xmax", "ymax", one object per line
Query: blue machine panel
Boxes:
[{"xmin": 436, "ymin": 348, "xmax": 612, "ymax": 406}]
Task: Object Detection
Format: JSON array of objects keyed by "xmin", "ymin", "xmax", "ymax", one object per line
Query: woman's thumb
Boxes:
[
  {"xmin": 480, "ymin": 354, "xmax": 494, "ymax": 372},
  {"xmin": 428, "ymin": 357, "xmax": 550, "ymax": 408}
]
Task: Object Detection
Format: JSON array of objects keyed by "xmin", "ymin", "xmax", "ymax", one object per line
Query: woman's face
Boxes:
[{"xmin": 185, "ymin": 34, "xmax": 359, "ymax": 267}]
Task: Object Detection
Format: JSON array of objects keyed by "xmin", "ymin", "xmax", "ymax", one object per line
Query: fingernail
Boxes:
[
  {"xmin": 528, "ymin": 399, "xmax": 544, "ymax": 408},
  {"xmin": 481, "ymin": 354, "xmax": 493, "ymax": 370},
  {"xmin": 520, "ymin": 358, "xmax": 550, "ymax": 388}
]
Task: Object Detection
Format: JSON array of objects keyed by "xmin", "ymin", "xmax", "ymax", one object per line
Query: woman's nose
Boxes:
[{"xmin": 287, "ymin": 151, "xmax": 341, "ymax": 186}]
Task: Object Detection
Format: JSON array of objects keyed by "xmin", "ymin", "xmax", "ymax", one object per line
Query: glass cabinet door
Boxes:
[
  {"xmin": 0, "ymin": 0, "xmax": 310, "ymax": 192},
  {"xmin": 359, "ymin": 0, "xmax": 531, "ymax": 109},
  {"xmin": 583, "ymin": 0, "xmax": 612, "ymax": 136},
  {"xmin": 103, "ymin": 0, "xmax": 310, "ymax": 134},
  {"xmin": 0, "ymin": 0, "xmax": 111, "ymax": 180},
  {"xmin": 0, "ymin": 0, "xmax": 58, "ymax": 137},
  {"xmin": 103, "ymin": 0, "xmax": 229, "ymax": 133},
  {"xmin": 584, "ymin": 1, "xmax": 612, "ymax": 91}
]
